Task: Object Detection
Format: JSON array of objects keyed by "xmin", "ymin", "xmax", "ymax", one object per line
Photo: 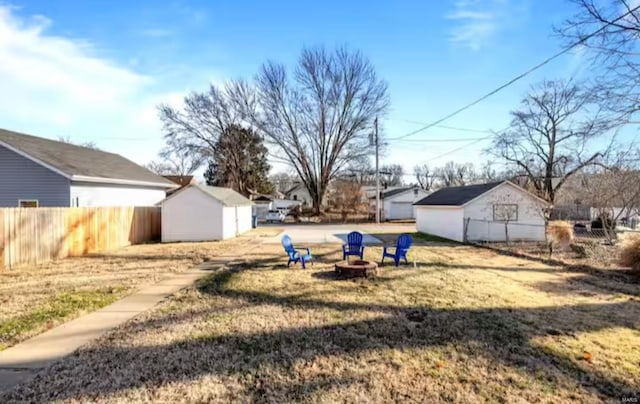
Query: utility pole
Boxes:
[{"xmin": 375, "ymin": 117, "xmax": 380, "ymax": 224}]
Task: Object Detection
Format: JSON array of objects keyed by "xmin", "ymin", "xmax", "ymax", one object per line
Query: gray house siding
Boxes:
[{"xmin": 0, "ymin": 145, "xmax": 70, "ymax": 207}]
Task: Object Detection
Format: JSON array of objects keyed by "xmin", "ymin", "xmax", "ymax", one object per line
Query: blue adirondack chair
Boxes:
[
  {"xmin": 342, "ymin": 231, "xmax": 365, "ymax": 260},
  {"xmin": 281, "ymin": 234, "xmax": 313, "ymax": 269},
  {"xmin": 382, "ymin": 233, "xmax": 413, "ymax": 267}
]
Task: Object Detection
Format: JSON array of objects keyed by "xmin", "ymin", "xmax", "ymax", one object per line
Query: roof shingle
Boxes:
[
  {"xmin": 413, "ymin": 182, "xmax": 504, "ymax": 206},
  {"xmin": 0, "ymin": 128, "xmax": 174, "ymax": 187},
  {"xmin": 195, "ymin": 185, "xmax": 253, "ymax": 206}
]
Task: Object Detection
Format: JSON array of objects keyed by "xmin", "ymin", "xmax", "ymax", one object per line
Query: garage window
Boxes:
[
  {"xmin": 493, "ymin": 204, "xmax": 518, "ymax": 221},
  {"xmin": 18, "ymin": 199, "xmax": 38, "ymax": 208}
]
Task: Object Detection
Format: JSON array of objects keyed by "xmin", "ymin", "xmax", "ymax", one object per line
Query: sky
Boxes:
[{"xmin": 0, "ymin": 0, "xmax": 598, "ymax": 181}]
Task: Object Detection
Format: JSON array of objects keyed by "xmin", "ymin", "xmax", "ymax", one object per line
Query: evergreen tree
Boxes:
[{"xmin": 204, "ymin": 125, "xmax": 273, "ymax": 196}]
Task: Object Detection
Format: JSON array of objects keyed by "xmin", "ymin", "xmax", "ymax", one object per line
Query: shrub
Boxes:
[
  {"xmin": 547, "ymin": 221, "xmax": 574, "ymax": 251},
  {"xmin": 618, "ymin": 234, "xmax": 640, "ymax": 270}
]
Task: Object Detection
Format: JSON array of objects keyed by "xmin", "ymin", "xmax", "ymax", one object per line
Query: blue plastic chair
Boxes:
[
  {"xmin": 281, "ymin": 234, "xmax": 313, "ymax": 269},
  {"xmin": 342, "ymin": 231, "xmax": 365, "ymax": 260},
  {"xmin": 382, "ymin": 233, "xmax": 413, "ymax": 267}
]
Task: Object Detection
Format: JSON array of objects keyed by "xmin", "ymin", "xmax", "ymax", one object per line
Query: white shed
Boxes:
[
  {"xmin": 161, "ymin": 184, "xmax": 253, "ymax": 242},
  {"xmin": 370, "ymin": 187, "xmax": 431, "ymax": 220},
  {"xmin": 414, "ymin": 181, "xmax": 549, "ymax": 242}
]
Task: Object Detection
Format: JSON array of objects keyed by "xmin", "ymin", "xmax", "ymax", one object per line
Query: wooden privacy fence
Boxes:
[{"xmin": 0, "ymin": 207, "xmax": 161, "ymax": 269}]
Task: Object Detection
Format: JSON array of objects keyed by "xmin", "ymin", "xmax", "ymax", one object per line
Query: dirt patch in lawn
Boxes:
[
  {"xmin": 0, "ymin": 231, "xmax": 261, "ymax": 350},
  {"xmin": 3, "ymin": 243, "xmax": 640, "ymax": 402}
]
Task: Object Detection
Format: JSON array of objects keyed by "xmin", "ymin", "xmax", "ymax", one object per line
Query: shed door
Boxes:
[{"xmin": 390, "ymin": 202, "xmax": 414, "ymax": 219}]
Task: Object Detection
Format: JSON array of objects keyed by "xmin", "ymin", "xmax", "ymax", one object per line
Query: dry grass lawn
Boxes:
[
  {"xmin": 0, "ymin": 229, "xmax": 279, "ymax": 351},
  {"xmin": 2, "ymin": 239, "xmax": 639, "ymax": 402}
]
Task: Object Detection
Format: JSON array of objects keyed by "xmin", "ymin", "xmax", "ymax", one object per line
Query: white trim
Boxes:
[
  {"xmin": 414, "ymin": 205, "xmax": 462, "ymax": 209},
  {"xmin": 461, "ymin": 181, "xmax": 550, "ymax": 208},
  {"xmin": 71, "ymin": 175, "xmax": 177, "ymax": 189},
  {"xmin": 18, "ymin": 199, "xmax": 39, "ymax": 208},
  {"xmin": 0, "ymin": 140, "xmax": 71, "ymax": 179}
]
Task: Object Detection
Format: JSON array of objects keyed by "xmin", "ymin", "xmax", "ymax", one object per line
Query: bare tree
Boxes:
[
  {"xmin": 380, "ymin": 164, "xmax": 404, "ymax": 187},
  {"xmin": 491, "ymin": 79, "xmax": 616, "ymax": 203},
  {"xmin": 270, "ymin": 172, "xmax": 297, "ymax": 195},
  {"xmin": 414, "ymin": 164, "xmax": 436, "ymax": 190},
  {"xmin": 571, "ymin": 150, "xmax": 640, "ymax": 243},
  {"xmin": 435, "ymin": 161, "xmax": 476, "ymax": 187},
  {"xmin": 157, "ymin": 83, "xmax": 244, "ymax": 164},
  {"xmin": 327, "ymin": 180, "xmax": 367, "ymax": 222},
  {"xmin": 242, "ymin": 47, "xmax": 389, "ymax": 214},
  {"xmin": 557, "ymin": 0, "xmax": 640, "ymax": 117},
  {"xmin": 146, "ymin": 147, "xmax": 204, "ymax": 176}
]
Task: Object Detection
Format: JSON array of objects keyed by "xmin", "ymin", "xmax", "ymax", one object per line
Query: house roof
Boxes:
[
  {"xmin": 194, "ymin": 184, "xmax": 253, "ymax": 206},
  {"xmin": 163, "ymin": 175, "xmax": 195, "ymax": 186},
  {"xmin": 413, "ymin": 182, "xmax": 504, "ymax": 206},
  {"xmin": 370, "ymin": 187, "xmax": 416, "ymax": 200},
  {"xmin": 284, "ymin": 182, "xmax": 305, "ymax": 195},
  {"xmin": 252, "ymin": 195, "xmax": 273, "ymax": 202},
  {"xmin": 0, "ymin": 128, "xmax": 175, "ymax": 188}
]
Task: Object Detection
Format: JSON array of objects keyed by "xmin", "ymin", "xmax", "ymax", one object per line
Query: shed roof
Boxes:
[
  {"xmin": 192, "ymin": 184, "xmax": 253, "ymax": 206},
  {"xmin": 413, "ymin": 182, "xmax": 504, "ymax": 206},
  {"xmin": 0, "ymin": 128, "xmax": 175, "ymax": 187},
  {"xmin": 369, "ymin": 187, "xmax": 416, "ymax": 200}
]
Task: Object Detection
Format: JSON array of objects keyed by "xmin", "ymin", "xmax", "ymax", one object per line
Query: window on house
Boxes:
[
  {"xmin": 493, "ymin": 204, "xmax": 518, "ymax": 222},
  {"xmin": 18, "ymin": 200, "xmax": 38, "ymax": 208},
  {"xmin": 293, "ymin": 195, "xmax": 297, "ymax": 200},
  {"xmin": 413, "ymin": 188, "xmax": 419, "ymax": 197}
]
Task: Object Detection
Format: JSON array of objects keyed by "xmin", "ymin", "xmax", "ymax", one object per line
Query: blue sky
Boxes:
[{"xmin": 0, "ymin": 0, "xmax": 588, "ymax": 179}]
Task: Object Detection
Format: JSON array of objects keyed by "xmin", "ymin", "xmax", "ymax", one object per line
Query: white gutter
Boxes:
[{"xmin": 71, "ymin": 175, "xmax": 179, "ymax": 188}]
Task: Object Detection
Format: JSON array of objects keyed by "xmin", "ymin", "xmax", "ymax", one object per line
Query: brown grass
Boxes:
[
  {"xmin": 4, "ymin": 240, "xmax": 639, "ymax": 402},
  {"xmin": 0, "ymin": 231, "xmax": 258, "ymax": 350}
]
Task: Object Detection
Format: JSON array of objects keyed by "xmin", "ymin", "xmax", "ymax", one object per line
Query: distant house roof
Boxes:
[
  {"xmin": 369, "ymin": 187, "xmax": 416, "ymax": 200},
  {"xmin": 0, "ymin": 128, "xmax": 175, "ymax": 188},
  {"xmin": 285, "ymin": 182, "xmax": 305, "ymax": 195},
  {"xmin": 414, "ymin": 182, "xmax": 504, "ymax": 206},
  {"xmin": 163, "ymin": 175, "xmax": 196, "ymax": 187},
  {"xmin": 190, "ymin": 184, "xmax": 253, "ymax": 206},
  {"xmin": 253, "ymin": 195, "xmax": 273, "ymax": 202},
  {"xmin": 414, "ymin": 181, "xmax": 549, "ymax": 207}
]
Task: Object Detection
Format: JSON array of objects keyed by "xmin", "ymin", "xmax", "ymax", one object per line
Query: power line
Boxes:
[
  {"xmin": 393, "ymin": 137, "xmax": 487, "ymax": 143},
  {"xmin": 391, "ymin": 119, "xmax": 496, "ymax": 133},
  {"xmin": 389, "ymin": 4, "xmax": 640, "ymax": 141}
]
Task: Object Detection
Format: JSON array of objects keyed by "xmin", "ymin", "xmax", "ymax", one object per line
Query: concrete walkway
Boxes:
[
  {"xmin": 0, "ymin": 250, "xmax": 250, "ymax": 392},
  {"xmin": 262, "ymin": 223, "xmax": 415, "ymax": 245}
]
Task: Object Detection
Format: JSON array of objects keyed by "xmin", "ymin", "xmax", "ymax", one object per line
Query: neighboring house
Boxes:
[
  {"xmin": 252, "ymin": 195, "xmax": 274, "ymax": 222},
  {"xmin": 369, "ymin": 187, "xmax": 430, "ymax": 220},
  {"xmin": 414, "ymin": 181, "xmax": 549, "ymax": 242},
  {"xmin": 161, "ymin": 184, "xmax": 253, "ymax": 242},
  {"xmin": 285, "ymin": 182, "xmax": 312, "ymax": 205},
  {"xmin": 0, "ymin": 128, "xmax": 176, "ymax": 207},
  {"xmin": 361, "ymin": 185, "xmax": 404, "ymax": 200}
]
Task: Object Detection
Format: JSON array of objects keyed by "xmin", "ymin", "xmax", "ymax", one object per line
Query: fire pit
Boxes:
[{"xmin": 335, "ymin": 260, "xmax": 378, "ymax": 278}]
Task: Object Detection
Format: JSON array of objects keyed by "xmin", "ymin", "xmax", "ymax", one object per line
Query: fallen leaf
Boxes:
[
  {"xmin": 583, "ymin": 351, "xmax": 592, "ymax": 362},
  {"xmin": 435, "ymin": 361, "xmax": 445, "ymax": 369}
]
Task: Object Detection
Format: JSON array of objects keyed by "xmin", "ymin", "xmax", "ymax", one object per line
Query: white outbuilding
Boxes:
[
  {"xmin": 414, "ymin": 181, "xmax": 550, "ymax": 242},
  {"xmin": 161, "ymin": 184, "xmax": 253, "ymax": 242},
  {"xmin": 370, "ymin": 187, "xmax": 431, "ymax": 220}
]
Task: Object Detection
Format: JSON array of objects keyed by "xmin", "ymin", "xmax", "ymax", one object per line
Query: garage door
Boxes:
[{"xmin": 389, "ymin": 202, "xmax": 414, "ymax": 219}]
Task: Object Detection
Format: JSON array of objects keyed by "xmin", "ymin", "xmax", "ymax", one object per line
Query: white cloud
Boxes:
[
  {"xmin": 0, "ymin": 6, "xmax": 180, "ymax": 163},
  {"xmin": 446, "ymin": 0, "xmax": 513, "ymax": 50}
]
